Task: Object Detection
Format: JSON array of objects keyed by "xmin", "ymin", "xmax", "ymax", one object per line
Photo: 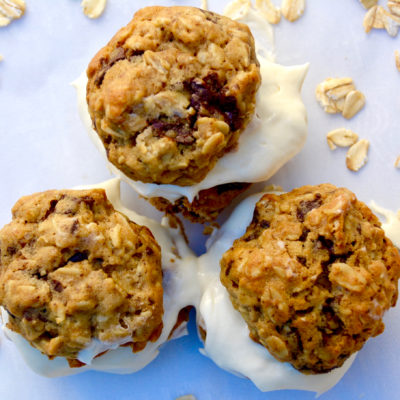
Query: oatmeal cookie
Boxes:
[
  {"xmin": 0, "ymin": 189, "xmax": 163, "ymax": 363},
  {"xmin": 220, "ymin": 184, "xmax": 400, "ymax": 373},
  {"xmin": 149, "ymin": 182, "xmax": 251, "ymax": 223},
  {"xmin": 86, "ymin": 6, "xmax": 260, "ymax": 186}
]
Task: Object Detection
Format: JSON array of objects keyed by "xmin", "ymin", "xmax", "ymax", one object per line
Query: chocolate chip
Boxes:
[
  {"xmin": 215, "ymin": 182, "xmax": 250, "ymax": 195},
  {"xmin": 50, "ymin": 279, "xmax": 64, "ymax": 293},
  {"xmin": 296, "ymin": 194, "xmax": 322, "ymax": 222},
  {"xmin": 6, "ymin": 246, "xmax": 17, "ymax": 256},
  {"xmin": 70, "ymin": 220, "xmax": 79, "ymax": 234},
  {"xmin": 94, "ymin": 47, "xmax": 127, "ymax": 87},
  {"xmin": 67, "ymin": 252, "xmax": 88, "ymax": 263},
  {"xmin": 43, "ymin": 199, "xmax": 58, "ymax": 220},
  {"xmin": 145, "ymin": 246, "xmax": 154, "ymax": 256}
]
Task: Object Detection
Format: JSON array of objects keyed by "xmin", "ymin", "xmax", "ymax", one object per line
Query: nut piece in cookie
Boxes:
[
  {"xmin": 220, "ymin": 184, "xmax": 400, "ymax": 373},
  {"xmin": 0, "ymin": 189, "xmax": 163, "ymax": 365},
  {"xmin": 86, "ymin": 6, "xmax": 261, "ymax": 186}
]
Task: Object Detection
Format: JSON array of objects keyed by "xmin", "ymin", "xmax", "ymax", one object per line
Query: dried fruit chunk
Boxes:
[
  {"xmin": 315, "ymin": 77, "xmax": 355, "ymax": 114},
  {"xmin": 255, "ymin": 0, "xmax": 281, "ymax": 24},
  {"xmin": 360, "ymin": 0, "xmax": 378, "ymax": 9},
  {"xmin": 395, "ymin": 50, "xmax": 400, "ymax": 71},
  {"xmin": 342, "ymin": 90, "xmax": 366, "ymax": 119},
  {"xmin": 326, "ymin": 128, "xmax": 359, "ymax": 150},
  {"xmin": 388, "ymin": 0, "xmax": 400, "ymax": 17},
  {"xmin": 363, "ymin": 5, "xmax": 386, "ymax": 32},
  {"xmin": 346, "ymin": 139, "xmax": 370, "ymax": 171},
  {"xmin": 0, "ymin": 0, "xmax": 25, "ymax": 27},
  {"xmin": 81, "ymin": 0, "xmax": 107, "ymax": 19},
  {"xmin": 281, "ymin": 0, "xmax": 305, "ymax": 22}
]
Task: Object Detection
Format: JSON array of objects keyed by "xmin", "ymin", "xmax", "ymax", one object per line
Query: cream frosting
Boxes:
[
  {"xmin": 1, "ymin": 179, "xmax": 199, "ymax": 377},
  {"xmin": 72, "ymin": 9, "xmax": 308, "ymax": 203},
  {"xmin": 370, "ymin": 201, "xmax": 400, "ymax": 249}
]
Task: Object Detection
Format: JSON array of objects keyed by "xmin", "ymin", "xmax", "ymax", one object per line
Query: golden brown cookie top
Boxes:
[
  {"xmin": 220, "ymin": 184, "xmax": 400, "ymax": 373},
  {"xmin": 86, "ymin": 6, "xmax": 260, "ymax": 186},
  {"xmin": 0, "ymin": 189, "xmax": 163, "ymax": 362}
]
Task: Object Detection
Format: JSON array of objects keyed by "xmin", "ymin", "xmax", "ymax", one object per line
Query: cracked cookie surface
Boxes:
[
  {"xmin": 86, "ymin": 6, "xmax": 260, "ymax": 186},
  {"xmin": 0, "ymin": 189, "xmax": 163, "ymax": 363},
  {"xmin": 220, "ymin": 184, "xmax": 400, "ymax": 373}
]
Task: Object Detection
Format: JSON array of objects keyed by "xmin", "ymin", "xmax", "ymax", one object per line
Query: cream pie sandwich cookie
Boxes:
[
  {"xmin": 74, "ymin": 5, "xmax": 308, "ymax": 223},
  {"xmin": 0, "ymin": 179, "xmax": 198, "ymax": 376},
  {"xmin": 196, "ymin": 184, "xmax": 400, "ymax": 392}
]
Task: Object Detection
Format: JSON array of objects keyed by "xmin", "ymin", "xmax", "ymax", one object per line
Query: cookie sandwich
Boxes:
[
  {"xmin": 196, "ymin": 184, "xmax": 400, "ymax": 392},
  {"xmin": 74, "ymin": 5, "xmax": 308, "ymax": 223},
  {"xmin": 0, "ymin": 179, "xmax": 197, "ymax": 376}
]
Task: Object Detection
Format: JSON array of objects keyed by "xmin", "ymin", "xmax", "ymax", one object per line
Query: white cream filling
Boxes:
[
  {"xmin": 1, "ymin": 178, "xmax": 200, "ymax": 377},
  {"xmin": 370, "ymin": 201, "xmax": 400, "ymax": 249},
  {"xmin": 72, "ymin": 10, "xmax": 308, "ymax": 203},
  {"xmin": 196, "ymin": 192, "xmax": 356, "ymax": 395}
]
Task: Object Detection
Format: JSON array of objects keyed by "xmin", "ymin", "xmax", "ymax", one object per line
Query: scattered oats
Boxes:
[
  {"xmin": 388, "ymin": 0, "xmax": 400, "ymax": 17},
  {"xmin": 200, "ymin": 0, "xmax": 208, "ymax": 10},
  {"xmin": 0, "ymin": 0, "xmax": 25, "ymax": 27},
  {"xmin": 364, "ymin": 5, "xmax": 400, "ymax": 36},
  {"xmin": 176, "ymin": 396, "xmax": 197, "ymax": 400},
  {"xmin": 360, "ymin": 0, "xmax": 378, "ymax": 9},
  {"xmin": 281, "ymin": 0, "xmax": 305, "ymax": 22},
  {"xmin": 394, "ymin": 155, "xmax": 400, "ymax": 168},
  {"xmin": 255, "ymin": 0, "xmax": 281, "ymax": 24},
  {"xmin": 326, "ymin": 129, "xmax": 359, "ymax": 150},
  {"xmin": 382, "ymin": 8, "xmax": 400, "ymax": 36},
  {"xmin": 363, "ymin": 5, "xmax": 386, "ymax": 33},
  {"xmin": 342, "ymin": 90, "xmax": 366, "ymax": 119},
  {"xmin": 223, "ymin": 0, "xmax": 251, "ymax": 20},
  {"xmin": 346, "ymin": 139, "xmax": 370, "ymax": 172},
  {"xmin": 81, "ymin": 0, "xmax": 106, "ymax": 19},
  {"xmin": 315, "ymin": 77, "xmax": 355, "ymax": 114},
  {"xmin": 396, "ymin": 50, "xmax": 400, "ymax": 71},
  {"xmin": 361, "ymin": 0, "xmax": 379, "ymax": 9}
]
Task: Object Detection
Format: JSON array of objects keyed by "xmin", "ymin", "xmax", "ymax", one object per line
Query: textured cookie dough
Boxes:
[
  {"xmin": 86, "ymin": 6, "xmax": 260, "ymax": 186},
  {"xmin": 149, "ymin": 182, "xmax": 251, "ymax": 223},
  {"xmin": 0, "ymin": 189, "xmax": 163, "ymax": 364},
  {"xmin": 220, "ymin": 184, "xmax": 400, "ymax": 373}
]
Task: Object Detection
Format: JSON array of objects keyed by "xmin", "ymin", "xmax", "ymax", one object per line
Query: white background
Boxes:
[{"xmin": 0, "ymin": 1, "xmax": 399, "ymax": 399}]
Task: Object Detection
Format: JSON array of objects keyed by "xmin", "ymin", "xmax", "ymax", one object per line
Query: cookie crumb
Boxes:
[
  {"xmin": 395, "ymin": 50, "xmax": 400, "ymax": 71},
  {"xmin": 346, "ymin": 139, "xmax": 370, "ymax": 171},
  {"xmin": 0, "ymin": 54, "xmax": 3, "ymax": 62},
  {"xmin": 360, "ymin": 0, "xmax": 378, "ymax": 9},
  {"xmin": 326, "ymin": 128, "xmax": 358, "ymax": 150},
  {"xmin": 0, "ymin": 0, "xmax": 25, "ymax": 27},
  {"xmin": 394, "ymin": 155, "xmax": 400, "ymax": 168},
  {"xmin": 81, "ymin": 0, "xmax": 106, "ymax": 19},
  {"xmin": 176, "ymin": 396, "xmax": 197, "ymax": 400}
]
